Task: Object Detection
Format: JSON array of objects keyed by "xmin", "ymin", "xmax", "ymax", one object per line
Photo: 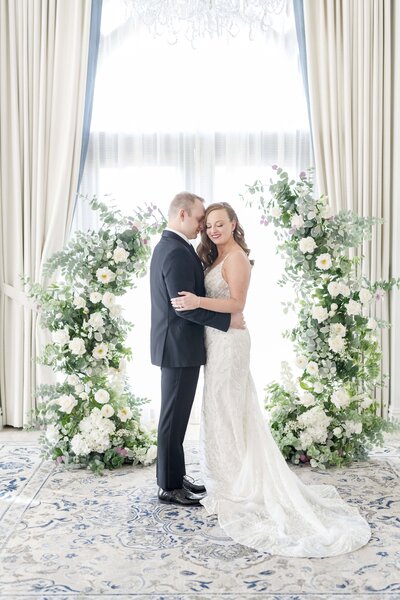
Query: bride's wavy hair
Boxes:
[{"xmin": 197, "ymin": 202, "xmax": 254, "ymax": 269}]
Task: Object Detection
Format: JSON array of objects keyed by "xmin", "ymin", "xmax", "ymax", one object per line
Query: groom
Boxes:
[{"xmin": 150, "ymin": 192, "xmax": 244, "ymax": 506}]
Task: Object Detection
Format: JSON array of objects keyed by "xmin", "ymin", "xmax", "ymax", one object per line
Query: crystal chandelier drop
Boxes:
[{"xmin": 123, "ymin": 0, "xmax": 288, "ymax": 42}]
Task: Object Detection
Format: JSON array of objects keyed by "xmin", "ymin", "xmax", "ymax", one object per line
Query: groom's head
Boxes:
[{"xmin": 168, "ymin": 192, "xmax": 205, "ymax": 240}]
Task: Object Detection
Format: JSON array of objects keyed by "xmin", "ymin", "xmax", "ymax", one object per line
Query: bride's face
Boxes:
[{"xmin": 205, "ymin": 209, "xmax": 235, "ymax": 245}]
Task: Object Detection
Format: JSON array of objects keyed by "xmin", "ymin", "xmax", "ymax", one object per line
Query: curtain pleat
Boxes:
[
  {"xmin": 0, "ymin": 0, "xmax": 93, "ymax": 426},
  {"xmin": 302, "ymin": 0, "xmax": 395, "ymax": 417}
]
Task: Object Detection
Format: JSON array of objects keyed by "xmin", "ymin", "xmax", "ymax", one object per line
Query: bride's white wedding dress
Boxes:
[{"xmin": 199, "ymin": 258, "xmax": 371, "ymax": 557}]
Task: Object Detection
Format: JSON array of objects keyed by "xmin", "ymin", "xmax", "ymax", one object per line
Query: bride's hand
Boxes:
[{"xmin": 171, "ymin": 291, "xmax": 200, "ymax": 311}]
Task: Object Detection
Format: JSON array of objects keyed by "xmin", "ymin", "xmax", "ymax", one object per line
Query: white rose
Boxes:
[
  {"xmin": 71, "ymin": 433, "xmax": 91, "ymax": 456},
  {"xmin": 307, "ymin": 211, "xmax": 316, "ymax": 220},
  {"xmin": 45, "ymin": 424, "xmax": 60, "ymax": 444},
  {"xmin": 88, "ymin": 312, "xmax": 104, "ymax": 330},
  {"xmin": 74, "ymin": 384, "xmax": 85, "ymax": 393},
  {"xmin": 94, "ymin": 389, "xmax": 110, "ymax": 404},
  {"xmin": 295, "ymin": 355, "xmax": 308, "ymax": 369},
  {"xmin": 89, "ymin": 291, "xmax": 103, "ymax": 303},
  {"xmin": 299, "ymin": 236, "xmax": 317, "ymax": 254},
  {"xmin": 100, "ymin": 404, "xmax": 114, "ymax": 418},
  {"xmin": 359, "ymin": 288, "xmax": 372, "ymax": 304},
  {"xmin": 311, "ymin": 305, "xmax": 329, "ymax": 323},
  {"xmin": 299, "ymin": 431, "xmax": 313, "ymax": 449},
  {"xmin": 96, "ymin": 267, "xmax": 116, "ymax": 284},
  {"xmin": 328, "ymin": 336, "xmax": 345, "ymax": 353},
  {"xmin": 109, "ymin": 304, "xmax": 123, "ymax": 318},
  {"xmin": 58, "ymin": 394, "xmax": 78, "ymax": 414},
  {"xmin": 144, "ymin": 444, "xmax": 158, "ymax": 465},
  {"xmin": 333, "ymin": 426, "xmax": 342, "ymax": 438},
  {"xmin": 346, "ymin": 299, "xmax": 362, "ymax": 316},
  {"xmin": 327, "ymin": 281, "xmax": 341, "ymax": 297},
  {"xmin": 113, "ymin": 247, "xmax": 129, "ymax": 263},
  {"xmin": 301, "ymin": 392, "xmax": 316, "ymax": 407},
  {"xmin": 313, "ymin": 382, "xmax": 324, "ymax": 394},
  {"xmin": 118, "ymin": 406, "xmax": 132, "ymax": 422},
  {"xmin": 52, "ymin": 329, "xmax": 70, "ymax": 345},
  {"xmin": 367, "ymin": 318, "xmax": 377, "ymax": 330},
  {"xmin": 291, "ymin": 214, "xmax": 304, "ymax": 229},
  {"xmin": 331, "ymin": 388, "xmax": 350, "ymax": 409},
  {"xmin": 79, "ymin": 392, "xmax": 89, "ymax": 401},
  {"xmin": 339, "ymin": 283, "xmax": 350, "ymax": 297},
  {"xmin": 330, "ymin": 323, "xmax": 346, "ymax": 338},
  {"xmin": 67, "ymin": 374, "xmax": 80, "ymax": 386},
  {"xmin": 331, "ymin": 303, "xmax": 338, "ymax": 310},
  {"xmin": 92, "ymin": 342, "xmax": 108, "ymax": 360},
  {"xmin": 321, "ymin": 204, "xmax": 334, "ymax": 219},
  {"xmin": 73, "ymin": 295, "xmax": 86, "ymax": 309},
  {"xmin": 306, "ymin": 361, "xmax": 319, "ymax": 376},
  {"xmin": 316, "ymin": 253, "xmax": 332, "ymax": 270},
  {"xmin": 102, "ymin": 292, "xmax": 116, "ymax": 308},
  {"xmin": 68, "ymin": 337, "xmax": 86, "ymax": 356},
  {"xmin": 271, "ymin": 206, "xmax": 282, "ymax": 218},
  {"xmin": 361, "ymin": 397, "xmax": 374, "ymax": 409}
]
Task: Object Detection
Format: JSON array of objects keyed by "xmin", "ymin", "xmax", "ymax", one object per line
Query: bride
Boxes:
[{"xmin": 171, "ymin": 202, "xmax": 371, "ymax": 558}]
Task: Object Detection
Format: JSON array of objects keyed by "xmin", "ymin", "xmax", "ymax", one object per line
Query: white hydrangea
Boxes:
[
  {"xmin": 316, "ymin": 253, "xmax": 332, "ymax": 270},
  {"xmin": 71, "ymin": 433, "xmax": 91, "ymax": 456},
  {"xmin": 297, "ymin": 406, "xmax": 331, "ymax": 443},
  {"xmin": 299, "ymin": 236, "xmax": 317, "ymax": 254},
  {"xmin": 330, "ymin": 388, "xmax": 350, "ymax": 409},
  {"xmin": 113, "ymin": 247, "xmax": 129, "ymax": 263},
  {"xmin": 311, "ymin": 305, "xmax": 329, "ymax": 323},
  {"xmin": 346, "ymin": 299, "xmax": 362, "ymax": 316}
]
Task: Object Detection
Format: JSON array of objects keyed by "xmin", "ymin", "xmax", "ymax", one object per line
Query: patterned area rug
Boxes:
[{"xmin": 0, "ymin": 439, "xmax": 399, "ymax": 600}]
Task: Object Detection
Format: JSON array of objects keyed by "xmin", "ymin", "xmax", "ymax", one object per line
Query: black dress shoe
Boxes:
[
  {"xmin": 158, "ymin": 487, "xmax": 202, "ymax": 506},
  {"xmin": 183, "ymin": 475, "xmax": 206, "ymax": 494}
]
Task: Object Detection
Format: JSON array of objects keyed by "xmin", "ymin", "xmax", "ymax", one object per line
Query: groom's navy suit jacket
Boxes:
[{"xmin": 150, "ymin": 230, "xmax": 230, "ymax": 367}]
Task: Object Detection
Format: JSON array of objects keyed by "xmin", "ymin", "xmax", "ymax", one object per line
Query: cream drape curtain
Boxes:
[
  {"xmin": 0, "ymin": 0, "xmax": 92, "ymax": 426},
  {"xmin": 302, "ymin": 0, "xmax": 396, "ymax": 418}
]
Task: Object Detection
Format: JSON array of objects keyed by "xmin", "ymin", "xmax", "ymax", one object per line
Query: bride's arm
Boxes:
[{"xmin": 171, "ymin": 252, "xmax": 251, "ymax": 313}]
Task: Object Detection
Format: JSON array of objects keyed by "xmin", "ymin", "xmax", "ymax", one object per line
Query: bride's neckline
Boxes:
[{"xmin": 206, "ymin": 249, "xmax": 246, "ymax": 274}]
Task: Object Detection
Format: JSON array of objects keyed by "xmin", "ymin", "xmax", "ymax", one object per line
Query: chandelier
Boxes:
[{"xmin": 123, "ymin": 0, "xmax": 288, "ymax": 42}]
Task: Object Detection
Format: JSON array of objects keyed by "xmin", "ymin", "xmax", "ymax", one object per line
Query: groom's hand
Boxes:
[{"xmin": 230, "ymin": 312, "xmax": 246, "ymax": 329}]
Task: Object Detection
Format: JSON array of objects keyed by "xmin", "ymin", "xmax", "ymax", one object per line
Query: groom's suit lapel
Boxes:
[{"xmin": 162, "ymin": 230, "xmax": 203, "ymax": 269}]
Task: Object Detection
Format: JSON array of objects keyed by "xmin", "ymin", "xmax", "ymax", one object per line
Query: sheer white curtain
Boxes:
[{"xmin": 77, "ymin": 0, "xmax": 313, "ymax": 426}]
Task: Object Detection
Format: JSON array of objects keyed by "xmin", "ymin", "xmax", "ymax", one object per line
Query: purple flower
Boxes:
[
  {"xmin": 299, "ymin": 454, "xmax": 308, "ymax": 463},
  {"xmin": 374, "ymin": 289, "xmax": 385, "ymax": 301},
  {"xmin": 56, "ymin": 456, "xmax": 64, "ymax": 465},
  {"xmin": 299, "ymin": 171, "xmax": 307, "ymax": 179},
  {"xmin": 272, "ymin": 164, "xmax": 278, "ymax": 170}
]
